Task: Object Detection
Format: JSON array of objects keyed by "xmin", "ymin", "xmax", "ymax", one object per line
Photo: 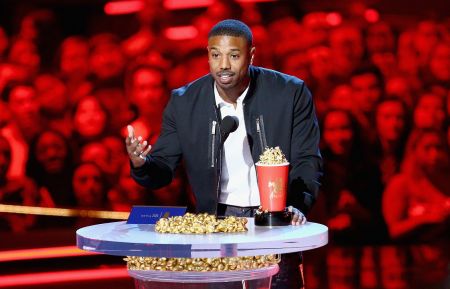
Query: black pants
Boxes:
[{"xmin": 217, "ymin": 203, "xmax": 305, "ymax": 289}]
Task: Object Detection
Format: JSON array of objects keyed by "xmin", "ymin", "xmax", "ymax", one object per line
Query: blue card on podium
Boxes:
[{"xmin": 126, "ymin": 206, "xmax": 187, "ymax": 224}]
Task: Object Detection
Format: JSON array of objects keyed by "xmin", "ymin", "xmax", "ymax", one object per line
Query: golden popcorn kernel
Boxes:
[
  {"xmin": 155, "ymin": 214, "xmax": 247, "ymax": 234},
  {"xmin": 258, "ymin": 146, "xmax": 288, "ymax": 165},
  {"xmin": 126, "ymin": 255, "xmax": 280, "ymax": 272}
]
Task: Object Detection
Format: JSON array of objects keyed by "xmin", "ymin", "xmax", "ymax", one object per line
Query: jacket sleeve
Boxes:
[
  {"xmin": 288, "ymin": 81, "xmax": 323, "ymax": 215},
  {"xmin": 131, "ymin": 93, "xmax": 183, "ymax": 189}
]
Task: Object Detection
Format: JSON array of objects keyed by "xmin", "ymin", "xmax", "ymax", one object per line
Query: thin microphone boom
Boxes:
[{"xmin": 215, "ymin": 115, "xmax": 239, "ymax": 216}]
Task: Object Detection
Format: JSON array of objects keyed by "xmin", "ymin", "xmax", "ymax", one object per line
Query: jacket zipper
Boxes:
[
  {"xmin": 256, "ymin": 116, "xmax": 268, "ymax": 152},
  {"xmin": 211, "ymin": 120, "xmax": 217, "ymax": 167}
]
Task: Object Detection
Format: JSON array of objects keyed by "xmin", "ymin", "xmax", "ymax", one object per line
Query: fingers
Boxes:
[
  {"xmin": 301, "ymin": 214, "xmax": 307, "ymax": 225},
  {"xmin": 140, "ymin": 144, "xmax": 152, "ymax": 159},
  {"xmin": 288, "ymin": 206, "xmax": 306, "ymax": 226},
  {"xmin": 125, "ymin": 125, "xmax": 152, "ymax": 161},
  {"xmin": 127, "ymin": 135, "xmax": 140, "ymax": 154},
  {"xmin": 291, "ymin": 214, "xmax": 300, "ymax": 226},
  {"xmin": 134, "ymin": 138, "xmax": 145, "ymax": 153},
  {"xmin": 127, "ymin": 125, "xmax": 135, "ymax": 142}
]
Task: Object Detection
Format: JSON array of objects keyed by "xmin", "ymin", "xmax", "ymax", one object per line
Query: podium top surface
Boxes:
[{"xmin": 76, "ymin": 219, "xmax": 328, "ymax": 258}]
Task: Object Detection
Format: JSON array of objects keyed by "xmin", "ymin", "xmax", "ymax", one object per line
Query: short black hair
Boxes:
[
  {"xmin": 351, "ymin": 64, "xmax": 384, "ymax": 85},
  {"xmin": 208, "ymin": 19, "xmax": 253, "ymax": 47},
  {"xmin": 1, "ymin": 82, "xmax": 35, "ymax": 102}
]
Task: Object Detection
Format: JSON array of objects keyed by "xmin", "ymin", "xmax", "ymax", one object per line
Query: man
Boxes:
[
  {"xmin": 350, "ymin": 65, "xmax": 385, "ymax": 143},
  {"xmin": 0, "ymin": 135, "xmax": 37, "ymax": 232},
  {"xmin": 125, "ymin": 64, "xmax": 168, "ymax": 144},
  {"xmin": 126, "ymin": 19, "xmax": 322, "ymax": 288}
]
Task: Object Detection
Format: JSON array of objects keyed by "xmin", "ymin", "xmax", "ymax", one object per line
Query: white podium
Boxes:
[{"xmin": 76, "ymin": 218, "xmax": 328, "ymax": 288}]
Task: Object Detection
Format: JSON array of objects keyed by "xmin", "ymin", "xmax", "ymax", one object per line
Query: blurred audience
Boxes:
[
  {"xmin": 1, "ymin": 83, "xmax": 42, "ymax": 178},
  {"xmin": 71, "ymin": 95, "xmax": 109, "ymax": 146},
  {"xmin": 34, "ymin": 74, "xmax": 72, "ymax": 137},
  {"xmin": 382, "ymin": 129, "xmax": 450, "ymax": 241},
  {"xmin": 57, "ymin": 36, "xmax": 92, "ymax": 104},
  {"xmin": 88, "ymin": 33, "xmax": 125, "ymax": 86},
  {"xmin": 316, "ymin": 109, "xmax": 386, "ymax": 244},
  {"xmin": 72, "ymin": 162, "xmax": 109, "ymax": 227},
  {"xmin": 0, "ymin": 135, "xmax": 37, "ymax": 232},
  {"xmin": 125, "ymin": 63, "xmax": 168, "ymax": 143},
  {"xmin": 373, "ymin": 98, "xmax": 410, "ymax": 185},
  {"xmin": 413, "ymin": 91, "xmax": 447, "ymax": 130},
  {"xmin": 0, "ymin": 4, "xmax": 448, "ymax": 288},
  {"xmin": 26, "ymin": 130, "xmax": 75, "ymax": 208},
  {"xmin": 0, "ymin": 4, "xmax": 447, "ymax": 253}
]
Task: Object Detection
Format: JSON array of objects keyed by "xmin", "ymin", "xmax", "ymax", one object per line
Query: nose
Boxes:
[{"xmin": 220, "ymin": 56, "xmax": 231, "ymax": 70}]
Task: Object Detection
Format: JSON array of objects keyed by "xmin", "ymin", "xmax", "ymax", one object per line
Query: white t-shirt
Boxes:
[{"xmin": 214, "ymin": 83, "xmax": 260, "ymax": 207}]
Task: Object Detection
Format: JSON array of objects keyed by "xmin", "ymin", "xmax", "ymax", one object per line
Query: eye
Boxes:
[
  {"xmin": 231, "ymin": 54, "xmax": 240, "ymax": 59},
  {"xmin": 211, "ymin": 53, "xmax": 219, "ymax": 58}
]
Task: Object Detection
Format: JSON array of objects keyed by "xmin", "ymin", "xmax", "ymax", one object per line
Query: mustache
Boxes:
[{"xmin": 217, "ymin": 71, "xmax": 234, "ymax": 77}]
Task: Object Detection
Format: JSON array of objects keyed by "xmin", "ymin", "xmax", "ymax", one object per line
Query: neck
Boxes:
[{"xmin": 216, "ymin": 76, "xmax": 250, "ymax": 104}]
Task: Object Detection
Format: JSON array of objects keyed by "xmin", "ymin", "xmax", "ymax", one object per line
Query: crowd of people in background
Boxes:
[{"xmin": 0, "ymin": 1, "xmax": 449, "ymax": 250}]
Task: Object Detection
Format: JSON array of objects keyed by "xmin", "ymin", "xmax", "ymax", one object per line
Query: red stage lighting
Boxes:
[
  {"xmin": 0, "ymin": 246, "xmax": 97, "ymax": 262},
  {"xmin": 104, "ymin": 1, "xmax": 144, "ymax": 15},
  {"xmin": 164, "ymin": 0, "xmax": 213, "ymax": 10},
  {"xmin": 0, "ymin": 268, "xmax": 128, "ymax": 288},
  {"xmin": 164, "ymin": 0, "xmax": 276, "ymax": 10},
  {"xmin": 164, "ymin": 26, "xmax": 198, "ymax": 40}
]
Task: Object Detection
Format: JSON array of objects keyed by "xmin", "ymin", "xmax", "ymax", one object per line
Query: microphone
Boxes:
[{"xmin": 220, "ymin": 115, "xmax": 239, "ymax": 145}]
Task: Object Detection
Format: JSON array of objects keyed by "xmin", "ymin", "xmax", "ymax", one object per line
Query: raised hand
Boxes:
[{"xmin": 125, "ymin": 125, "xmax": 152, "ymax": 168}]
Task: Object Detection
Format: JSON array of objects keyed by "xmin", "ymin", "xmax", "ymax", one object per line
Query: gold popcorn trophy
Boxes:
[{"xmin": 255, "ymin": 147, "xmax": 292, "ymax": 226}]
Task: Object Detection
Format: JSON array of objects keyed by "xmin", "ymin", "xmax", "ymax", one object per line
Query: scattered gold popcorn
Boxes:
[
  {"xmin": 155, "ymin": 213, "xmax": 248, "ymax": 234},
  {"xmin": 258, "ymin": 146, "xmax": 288, "ymax": 165},
  {"xmin": 125, "ymin": 255, "xmax": 280, "ymax": 272}
]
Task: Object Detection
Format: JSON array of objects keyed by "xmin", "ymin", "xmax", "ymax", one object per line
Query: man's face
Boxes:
[
  {"xmin": 60, "ymin": 40, "xmax": 89, "ymax": 78},
  {"xmin": 35, "ymin": 75, "xmax": 68, "ymax": 115},
  {"xmin": 414, "ymin": 94, "xmax": 445, "ymax": 130},
  {"xmin": 8, "ymin": 40, "xmax": 40, "ymax": 75},
  {"xmin": 131, "ymin": 68, "xmax": 165, "ymax": 115},
  {"xmin": 430, "ymin": 44, "xmax": 450, "ymax": 82},
  {"xmin": 8, "ymin": 86, "xmax": 40, "ymax": 126},
  {"xmin": 89, "ymin": 42, "xmax": 124, "ymax": 80},
  {"xmin": 376, "ymin": 101, "xmax": 406, "ymax": 142},
  {"xmin": 73, "ymin": 163, "xmax": 103, "ymax": 207},
  {"xmin": 351, "ymin": 73, "xmax": 382, "ymax": 113},
  {"xmin": 35, "ymin": 132, "xmax": 68, "ymax": 174},
  {"xmin": 207, "ymin": 35, "xmax": 254, "ymax": 93},
  {"xmin": 415, "ymin": 133, "xmax": 447, "ymax": 173},
  {"xmin": 323, "ymin": 111, "xmax": 353, "ymax": 156}
]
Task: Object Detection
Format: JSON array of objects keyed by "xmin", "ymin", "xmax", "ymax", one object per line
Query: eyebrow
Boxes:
[{"xmin": 209, "ymin": 47, "xmax": 241, "ymax": 52}]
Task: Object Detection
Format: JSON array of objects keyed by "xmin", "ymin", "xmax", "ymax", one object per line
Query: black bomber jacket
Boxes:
[{"xmin": 131, "ymin": 66, "xmax": 322, "ymax": 214}]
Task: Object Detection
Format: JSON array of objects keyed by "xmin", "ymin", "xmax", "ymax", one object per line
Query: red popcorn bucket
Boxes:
[{"xmin": 255, "ymin": 162, "xmax": 289, "ymax": 212}]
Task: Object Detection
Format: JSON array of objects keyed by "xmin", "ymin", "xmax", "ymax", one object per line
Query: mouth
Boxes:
[
  {"xmin": 45, "ymin": 158, "xmax": 63, "ymax": 171},
  {"xmin": 217, "ymin": 71, "xmax": 234, "ymax": 84}
]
